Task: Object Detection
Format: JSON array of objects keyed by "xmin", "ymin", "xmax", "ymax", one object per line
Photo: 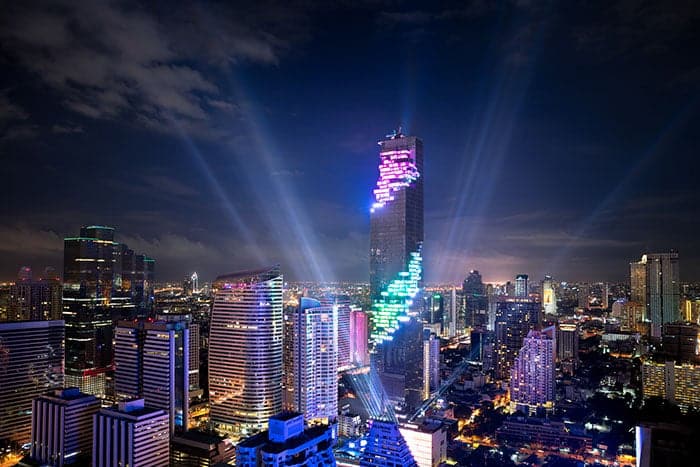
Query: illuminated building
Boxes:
[
  {"xmin": 369, "ymin": 129, "xmax": 423, "ymax": 342},
  {"xmin": 541, "ymin": 275, "xmax": 557, "ymax": 316},
  {"xmin": 449, "ymin": 287, "xmax": 457, "ymax": 337},
  {"xmin": 642, "ymin": 360, "xmax": 700, "ymax": 412},
  {"xmin": 283, "ymin": 297, "xmax": 337, "ymax": 423},
  {"xmin": 361, "ymin": 420, "xmax": 417, "ymax": 467},
  {"xmin": 577, "ymin": 283, "xmax": 590, "ymax": 309},
  {"xmin": 8, "ymin": 267, "xmax": 62, "ymax": 321},
  {"xmin": 399, "ymin": 420, "xmax": 447, "ymax": 467},
  {"xmin": 93, "ymin": 399, "xmax": 169, "ymax": 467},
  {"xmin": 422, "ymin": 329, "xmax": 440, "ymax": 400},
  {"xmin": 235, "ymin": 412, "xmax": 335, "ymax": 466},
  {"xmin": 209, "ymin": 267, "xmax": 283, "ymax": 438},
  {"xmin": 0, "ymin": 320, "xmax": 64, "ymax": 445},
  {"xmin": 350, "ymin": 307, "xmax": 368, "ymax": 366},
  {"xmin": 556, "ymin": 322, "xmax": 579, "ymax": 375},
  {"xmin": 30, "ymin": 388, "xmax": 100, "ymax": 466},
  {"xmin": 320, "ymin": 294, "xmax": 351, "ymax": 370},
  {"xmin": 114, "ymin": 319, "xmax": 191, "ymax": 435},
  {"xmin": 463, "ymin": 270, "xmax": 488, "ymax": 328},
  {"xmin": 631, "ymin": 252, "xmax": 680, "ymax": 338},
  {"xmin": 510, "ymin": 329, "xmax": 555, "ymax": 414},
  {"xmin": 494, "ymin": 298, "xmax": 540, "ymax": 379},
  {"xmin": 425, "ymin": 292, "xmax": 444, "ymax": 325},
  {"xmin": 63, "ymin": 225, "xmax": 155, "ymax": 396},
  {"xmin": 496, "ymin": 417, "xmax": 592, "ymax": 452},
  {"xmin": 170, "ymin": 430, "xmax": 235, "ymax": 466},
  {"xmin": 337, "ymin": 412, "xmax": 362, "ymax": 437},
  {"xmin": 514, "ymin": 274, "xmax": 528, "ymax": 298}
]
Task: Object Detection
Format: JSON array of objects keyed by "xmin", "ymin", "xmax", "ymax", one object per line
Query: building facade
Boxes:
[
  {"xmin": 631, "ymin": 252, "xmax": 680, "ymax": 338},
  {"xmin": 360, "ymin": 420, "xmax": 417, "ymax": 467},
  {"xmin": 510, "ymin": 329, "xmax": 555, "ymax": 414},
  {"xmin": 0, "ymin": 320, "xmax": 64, "ymax": 445},
  {"xmin": 542, "ymin": 275, "xmax": 557, "ymax": 316},
  {"xmin": 642, "ymin": 360, "xmax": 700, "ymax": 412},
  {"xmin": 209, "ymin": 267, "xmax": 283, "ymax": 439},
  {"xmin": 494, "ymin": 298, "xmax": 541, "ymax": 379}
]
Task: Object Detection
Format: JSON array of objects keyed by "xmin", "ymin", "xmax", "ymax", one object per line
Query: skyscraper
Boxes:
[
  {"xmin": 463, "ymin": 270, "xmax": 487, "ymax": 327},
  {"xmin": 63, "ymin": 225, "xmax": 154, "ymax": 396},
  {"xmin": 8, "ymin": 267, "xmax": 62, "ymax": 322},
  {"xmin": 557, "ymin": 322, "xmax": 579, "ymax": 375},
  {"xmin": 510, "ymin": 329, "xmax": 555, "ymax": 414},
  {"xmin": 631, "ymin": 252, "xmax": 681, "ymax": 338},
  {"xmin": 320, "ymin": 294, "xmax": 351, "ymax": 370},
  {"xmin": 369, "ymin": 129, "xmax": 424, "ymax": 342},
  {"xmin": 283, "ymin": 297, "xmax": 338, "ymax": 423},
  {"xmin": 93, "ymin": 399, "xmax": 169, "ymax": 467},
  {"xmin": 209, "ymin": 266, "xmax": 283, "ymax": 439},
  {"xmin": 31, "ymin": 388, "xmax": 100, "ymax": 466},
  {"xmin": 494, "ymin": 298, "xmax": 541, "ymax": 379},
  {"xmin": 350, "ymin": 307, "xmax": 369, "ymax": 366},
  {"xmin": 361, "ymin": 420, "xmax": 417, "ymax": 467},
  {"xmin": 0, "ymin": 320, "xmax": 64, "ymax": 445},
  {"xmin": 422, "ymin": 329, "xmax": 440, "ymax": 400},
  {"xmin": 542, "ymin": 275, "xmax": 557, "ymax": 316},
  {"xmin": 514, "ymin": 274, "xmax": 529, "ymax": 298}
]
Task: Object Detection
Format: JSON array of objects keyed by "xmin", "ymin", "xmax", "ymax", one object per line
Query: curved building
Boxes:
[{"xmin": 209, "ymin": 266, "xmax": 283, "ymax": 439}]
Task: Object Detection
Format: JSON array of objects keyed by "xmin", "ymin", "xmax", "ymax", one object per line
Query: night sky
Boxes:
[{"xmin": 1, "ymin": 1, "xmax": 699, "ymax": 283}]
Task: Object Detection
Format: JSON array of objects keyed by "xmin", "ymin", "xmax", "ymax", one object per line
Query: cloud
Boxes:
[
  {"xmin": 51, "ymin": 124, "xmax": 84, "ymax": 134},
  {"xmin": 0, "ymin": 1, "xmax": 309, "ymax": 139},
  {"xmin": 0, "ymin": 226, "xmax": 63, "ymax": 255}
]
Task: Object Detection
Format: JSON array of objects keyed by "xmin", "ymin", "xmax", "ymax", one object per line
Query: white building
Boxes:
[
  {"xmin": 510, "ymin": 328, "xmax": 555, "ymax": 414},
  {"xmin": 399, "ymin": 420, "xmax": 447, "ymax": 467}
]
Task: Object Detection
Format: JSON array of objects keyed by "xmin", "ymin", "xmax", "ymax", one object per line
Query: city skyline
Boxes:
[{"xmin": 2, "ymin": 2, "xmax": 700, "ymax": 283}]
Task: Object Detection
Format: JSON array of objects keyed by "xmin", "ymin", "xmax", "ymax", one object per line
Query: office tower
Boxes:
[
  {"xmin": 662, "ymin": 322, "xmax": 700, "ymax": 363},
  {"xmin": 556, "ymin": 322, "xmax": 579, "ymax": 375},
  {"xmin": 577, "ymin": 283, "xmax": 590, "ymax": 310},
  {"xmin": 449, "ymin": 287, "xmax": 457, "ymax": 337},
  {"xmin": 514, "ymin": 274, "xmax": 529, "ymax": 298},
  {"xmin": 63, "ymin": 225, "xmax": 154, "ymax": 396},
  {"xmin": 93, "ymin": 399, "xmax": 169, "ymax": 467},
  {"xmin": 510, "ymin": 329, "xmax": 555, "ymax": 414},
  {"xmin": 631, "ymin": 252, "xmax": 681, "ymax": 338},
  {"xmin": 376, "ymin": 317, "xmax": 424, "ymax": 410},
  {"xmin": 399, "ymin": 420, "xmax": 448, "ymax": 467},
  {"xmin": 494, "ymin": 298, "xmax": 541, "ymax": 379},
  {"xmin": 114, "ymin": 319, "xmax": 191, "ymax": 434},
  {"xmin": 350, "ymin": 307, "xmax": 369, "ymax": 366},
  {"xmin": 31, "ymin": 388, "xmax": 100, "ymax": 466},
  {"xmin": 422, "ymin": 329, "xmax": 440, "ymax": 400},
  {"xmin": 636, "ymin": 422, "xmax": 695, "ymax": 467},
  {"xmin": 320, "ymin": 294, "xmax": 351, "ymax": 370},
  {"xmin": 369, "ymin": 129, "xmax": 423, "ymax": 342},
  {"xmin": 360, "ymin": 420, "xmax": 417, "ymax": 467},
  {"xmin": 542, "ymin": 275, "xmax": 557, "ymax": 316},
  {"xmin": 283, "ymin": 297, "xmax": 338, "ymax": 423},
  {"xmin": 236, "ymin": 412, "xmax": 336, "ymax": 466},
  {"xmin": 463, "ymin": 270, "xmax": 488, "ymax": 327},
  {"xmin": 9, "ymin": 268, "xmax": 62, "ymax": 321},
  {"xmin": 425, "ymin": 293, "xmax": 444, "ymax": 325},
  {"xmin": 209, "ymin": 267, "xmax": 283, "ymax": 439},
  {"xmin": 642, "ymin": 360, "xmax": 700, "ymax": 413},
  {"xmin": 0, "ymin": 320, "xmax": 64, "ymax": 445},
  {"xmin": 170, "ymin": 430, "xmax": 235, "ymax": 466}
]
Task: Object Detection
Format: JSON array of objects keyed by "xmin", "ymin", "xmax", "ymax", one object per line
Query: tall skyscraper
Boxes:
[
  {"xmin": 557, "ymin": 322, "xmax": 579, "ymax": 375},
  {"xmin": 0, "ymin": 320, "xmax": 64, "ymax": 445},
  {"xmin": 350, "ymin": 308, "xmax": 369, "ymax": 366},
  {"xmin": 510, "ymin": 329, "xmax": 555, "ymax": 414},
  {"xmin": 463, "ymin": 270, "xmax": 488, "ymax": 327},
  {"xmin": 542, "ymin": 275, "xmax": 557, "ymax": 316},
  {"xmin": 93, "ymin": 399, "xmax": 169, "ymax": 467},
  {"xmin": 514, "ymin": 274, "xmax": 529, "ymax": 298},
  {"xmin": 369, "ymin": 129, "xmax": 424, "ymax": 342},
  {"xmin": 360, "ymin": 420, "xmax": 417, "ymax": 467},
  {"xmin": 320, "ymin": 294, "xmax": 351, "ymax": 370},
  {"xmin": 283, "ymin": 297, "xmax": 338, "ymax": 423},
  {"xmin": 494, "ymin": 298, "xmax": 541, "ymax": 379},
  {"xmin": 376, "ymin": 317, "xmax": 424, "ymax": 410},
  {"xmin": 577, "ymin": 283, "xmax": 590, "ymax": 310},
  {"xmin": 422, "ymin": 329, "xmax": 440, "ymax": 400},
  {"xmin": 31, "ymin": 388, "xmax": 100, "ymax": 466},
  {"xmin": 209, "ymin": 267, "xmax": 283, "ymax": 439},
  {"xmin": 631, "ymin": 252, "xmax": 681, "ymax": 338},
  {"xmin": 114, "ymin": 319, "xmax": 191, "ymax": 434},
  {"xmin": 63, "ymin": 225, "xmax": 154, "ymax": 396}
]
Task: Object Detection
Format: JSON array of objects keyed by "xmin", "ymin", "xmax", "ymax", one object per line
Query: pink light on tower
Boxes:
[
  {"xmin": 371, "ymin": 148, "xmax": 420, "ymax": 212},
  {"xmin": 350, "ymin": 307, "xmax": 368, "ymax": 366}
]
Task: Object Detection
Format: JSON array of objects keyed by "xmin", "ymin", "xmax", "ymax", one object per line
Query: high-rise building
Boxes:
[
  {"xmin": 209, "ymin": 267, "xmax": 283, "ymax": 439},
  {"xmin": 360, "ymin": 420, "xmax": 417, "ymax": 467},
  {"xmin": 662, "ymin": 322, "xmax": 700, "ymax": 363},
  {"xmin": 0, "ymin": 320, "xmax": 64, "ymax": 445},
  {"xmin": 63, "ymin": 225, "xmax": 154, "ymax": 396},
  {"xmin": 369, "ymin": 129, "xmax": 423, "ymax": 342},
  {"xmin": 8, "ymin": 267, "xmax": 62, "ymax": 321},
  {"xmin": 422, "ymin": 329, "xmax": 440, "ymax": 400},
  {"xmin": 514, "ymin": 274, "xmax": 529, "ymax": 298},
  {"xmin": 510, "ymin": 329, "xmax": 556, "ymax": 414},
  {"xmin": 320, "ymin": 294, "xmax": 351, "ymax": 371},
  {"xmin": 30, "ymin": 388, "xmax": 100, "ymax": 466},
  {"xmin": 463, "ymin": 270, "xmax": 488, "ymax": 328},
  {"xmin": 236, "ymin": 412, "xmax": 336, "ymax": 467},
  {"xmin": 556, "ymin": 322, "xmax": 579, "ymax": 375},
  {"xmin": 631, "ymin": 252, "xmax": 680, "ymax": 338},
  {"xmin": 577, "ymin": 283, "xmax": 590, "ymax": 310},
  {"xmin": 642, "ymin": 360, "xmax": 700, "ymax": 413},
  {"xmin": 399, "ymin": 420, "xmax": 447, "ymax": 467},
  {"xmin": 350, "ymin": 308, "xmax": 369, "ymax": 366},
  {"xmin": 542, "ymin": 275, "xmax": 557, "ymax": 316},
  {"xmin": 376, "ymin": 317, "xmax": 424, "ymax": 410},
  {"xmin": 93, "ymin": 399, "xmax": 169, "ymax": 467},
  {"xmin": 283, "ymin": 297, "xmax": 338, "ymax": 423},
  {"xmin": 494, "ymin": 298, "xmax": 540, "ymax": 379},
  {"xmin": 170, "ymin": 430, "xmax": 235, "ymax": 466}
]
